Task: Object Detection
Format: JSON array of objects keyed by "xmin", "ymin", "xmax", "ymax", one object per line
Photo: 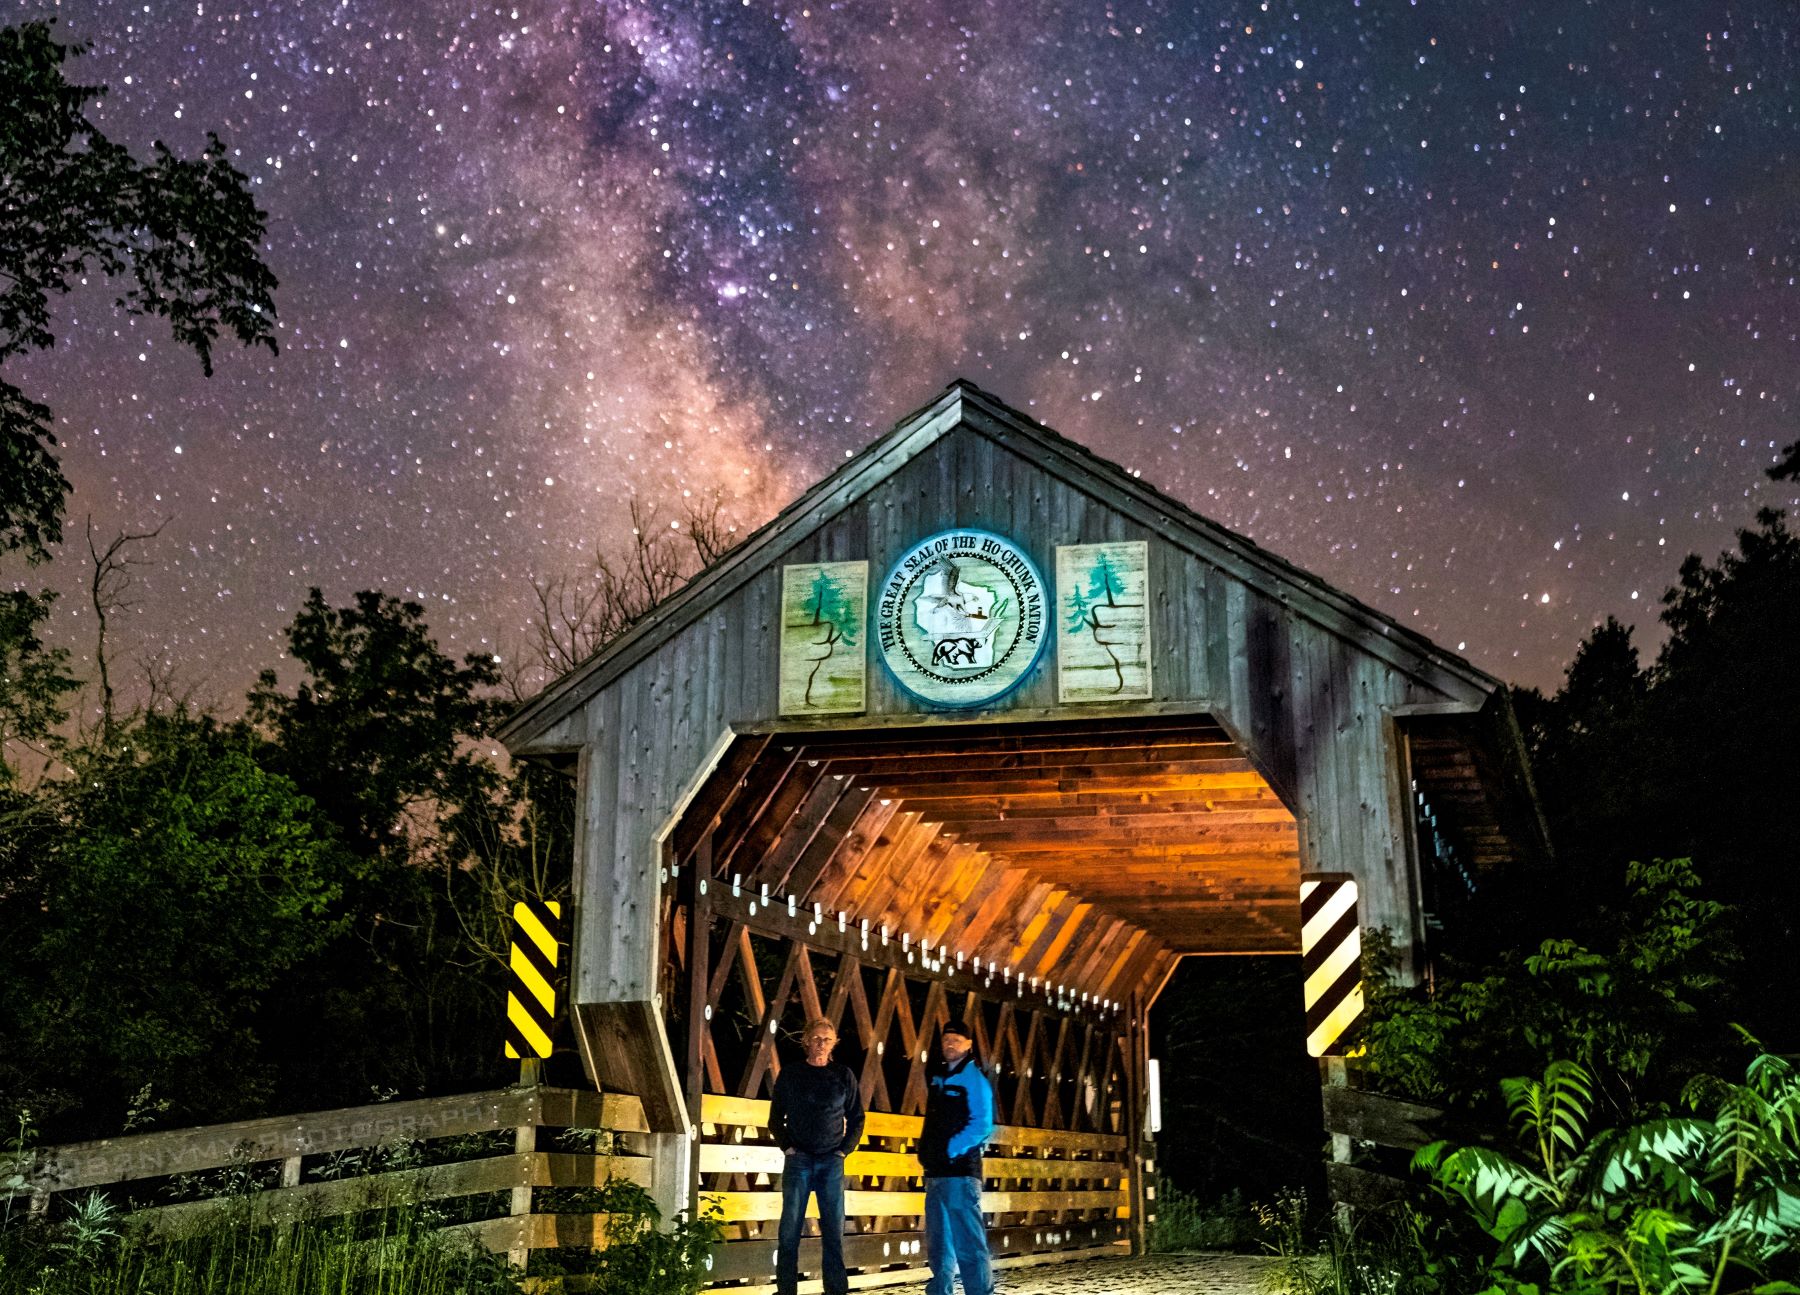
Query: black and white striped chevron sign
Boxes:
[
  {"xmin": 1299, "ymin": 874, "xmax": 1364, "ymax": 1058},
  {"xmin": 504, "ymin": 899, "xmax": 562, "ymax": 1060}
]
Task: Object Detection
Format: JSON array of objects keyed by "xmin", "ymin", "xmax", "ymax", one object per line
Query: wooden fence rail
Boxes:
[
  {"xmin": 2, "ymin": 1085, "xmax": 651, "ymax": 1271},
  {"xmin": 1319, "ymin": 1082, "xmax": 1444, "ymax": 1209}
]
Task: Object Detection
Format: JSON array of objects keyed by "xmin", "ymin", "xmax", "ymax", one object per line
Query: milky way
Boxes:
[{"xmin": 9, "ymin": 0, "xmax": 1799, "ymax": 701}]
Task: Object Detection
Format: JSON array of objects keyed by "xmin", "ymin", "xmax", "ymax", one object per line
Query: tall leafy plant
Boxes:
[{"xmin": 1415, "ymin": 1052, "xmax": 1800, "ymax": 1295}]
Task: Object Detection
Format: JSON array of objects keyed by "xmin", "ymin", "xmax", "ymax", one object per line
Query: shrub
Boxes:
[{"xmin": 1415, "ymin": 1051, "xmax": 1800, "ymax": 1295}]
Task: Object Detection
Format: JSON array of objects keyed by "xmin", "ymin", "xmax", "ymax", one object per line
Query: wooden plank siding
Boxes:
[{"xmin": 548, "ymin": 417, "xmax": 1472, "ymax": 1015}]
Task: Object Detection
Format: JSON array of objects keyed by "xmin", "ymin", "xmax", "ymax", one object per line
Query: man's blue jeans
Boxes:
[
  {"xmin": 776, "ymin": 1150, "xmax": 847, "ymax": 1295},
  {"xmin": 924, "ymin": 1175, "xmax": 992, "ymax": 1295}
]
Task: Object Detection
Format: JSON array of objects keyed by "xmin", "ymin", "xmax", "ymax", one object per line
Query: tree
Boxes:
[
  {"xmin": 515, "ymin": 496, "xmax": 734, "ymax": 696},
  {"xmin": 1518, "ymin": 509, "xmax": 1800, "ymax": 1052},
  {"xmin": 0, "ymin": 710, "xmax": 343, "ymax": 1136},
  {"xmin": 0, "ymin": 588, "xmax": 76, "ymax": 782},
  {"xmin": 1364, "ymin": 859, "xmax": 1736, "ymax": 1123},
  {"xmin": 248, "ymin": 590, "xmax": 545, "ymax": 1108},
  {"xmin": 248, "ymin": 589, "xmax": 504, "ymax": 853},
  {"xmin": 0, "ymin": 20, "xmax": 277, "ymax": 561}
]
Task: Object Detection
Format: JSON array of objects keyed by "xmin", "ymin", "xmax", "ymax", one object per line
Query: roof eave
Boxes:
[{"xmin": 498, "ymin": 382, "xmax": 972, "ymax": 751}]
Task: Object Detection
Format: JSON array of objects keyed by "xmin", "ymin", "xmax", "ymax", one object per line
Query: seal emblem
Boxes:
[{"xmin": 875, "ymin": 529, "xmax": 1047, "ymax": 706}]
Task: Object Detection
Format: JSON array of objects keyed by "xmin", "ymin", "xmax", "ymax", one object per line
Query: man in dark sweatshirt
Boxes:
[
  {"xmin": 917, "ymin": 1020, "xmax": 995, "ymax": 1295},
  {"xmin": 770, "ymin": 1017, "xmax": 864, "ymax": 1295}
]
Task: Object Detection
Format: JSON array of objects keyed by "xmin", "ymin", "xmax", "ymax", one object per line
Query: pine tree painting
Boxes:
[
  {"xmin": 779, "ymin": 561, "xmax": 868, "ymax": 714},
  {"xmin": 1056, "ymin": 542, "xmax": 1151, "ymax": 702}
]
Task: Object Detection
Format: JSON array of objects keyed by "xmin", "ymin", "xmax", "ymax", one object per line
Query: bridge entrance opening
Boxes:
[{"xmin": 657, "ymin": 712, "xmax": 1305, "ymax": 1280}]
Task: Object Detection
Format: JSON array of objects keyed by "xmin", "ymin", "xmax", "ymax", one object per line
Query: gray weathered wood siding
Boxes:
[{"xmin": 532, "ymin": 420, "xmax": 1478, "ymax": 1020}]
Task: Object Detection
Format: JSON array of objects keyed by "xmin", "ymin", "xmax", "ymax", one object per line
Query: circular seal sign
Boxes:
[{"xmin": 875, "ymin": 529, "xmax": 1048, "ymax": 707}]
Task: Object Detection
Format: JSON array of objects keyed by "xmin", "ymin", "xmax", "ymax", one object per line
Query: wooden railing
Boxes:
[
  {"xmin": 5, "ymin": 1084, "xmax": 1137, "ymax": 1290},
  {"xmin": 697, "ymin": 1093, "xmax": 1131, "ymax": 1288},
  {"xmin": 1319, "ymin": 1082, "xmax": 1443, "ymax": 1209},
  {"xmin": 4, "ymin": 1085, "xmax": 652, "ymax": 1268}
]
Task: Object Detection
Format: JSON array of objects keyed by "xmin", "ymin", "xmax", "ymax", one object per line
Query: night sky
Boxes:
[{"xmin": 10, "ymin": 0, "xmax": 1799, "ymax": 702}]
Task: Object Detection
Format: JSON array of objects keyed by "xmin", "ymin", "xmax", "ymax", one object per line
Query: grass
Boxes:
[
  {"xmin": 0, "ymin": 1176, "xmax": 723, "ymax": 1295},
  {"xmin": 0, "ymin": 1197, "xmax": 519, "ymax": 1295},
  {"xmin": 1149, "ymin": 1182, "xmax": 1266, "ymax": 1252}
]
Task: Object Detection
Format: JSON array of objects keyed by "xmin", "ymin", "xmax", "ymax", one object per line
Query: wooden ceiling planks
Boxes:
[{"xmin": 681, "ymin": 717, "xmax": 1309, "ymax": 1005}]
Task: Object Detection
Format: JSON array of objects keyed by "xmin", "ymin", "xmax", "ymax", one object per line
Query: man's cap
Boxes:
[{"xmin": 942, "ymin": 1019, "xmax": 975, "ymax": 1041}]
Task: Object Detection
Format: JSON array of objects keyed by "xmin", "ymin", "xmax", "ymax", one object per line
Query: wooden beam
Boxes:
[
  {"xmin": 747, "ymin": 773, "xmax": 856, "ymax": 893},
  {"xmin": 703, "ymin": 886, "xmax": 1118, "ymax": 1029},
  {"xmin": 19, "ymin": 1087, "xmax": 644, "ymax": 1194},
  {"xmin": 868, "ymin": 767, "xmax": 1275, "ymax": 799},
  {"xmin": 821, "ymin": 744, "xmax": 1251, "ymax": 778},
  {"xmin": 816, "ymin": 810, "xmax": 923, "ymax": 911},
  {"xmin": 669, "ymin": 734, "xmax": 773, "ymax": 865},
  {"xmin": 785, "ymin": 795, "xmax": 898, "ymax": 902}
]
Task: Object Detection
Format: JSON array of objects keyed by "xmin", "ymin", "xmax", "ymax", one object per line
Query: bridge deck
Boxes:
[{"xmin": 762, "ymin": 1251, "xmax": 1280, "ymax": 1295}]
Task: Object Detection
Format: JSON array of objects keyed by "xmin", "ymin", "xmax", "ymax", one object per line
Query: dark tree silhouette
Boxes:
[{"xmin": 0, "ymin": 20, "xmax": 278, "ymax": 561}]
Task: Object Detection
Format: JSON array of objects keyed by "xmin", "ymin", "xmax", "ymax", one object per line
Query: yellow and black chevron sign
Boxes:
[
  {"xmin": 1300, "ymin": 874, "xmax": 1364, "ymax": 1058},
  {"xmin": 504, "ymin": 899, "xmax": 561, "ymax": 1060}
]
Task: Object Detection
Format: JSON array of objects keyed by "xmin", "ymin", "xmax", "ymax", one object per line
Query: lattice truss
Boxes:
[{"xmin": 663, "ymin": 901, "xmax": 1137, "ymax": 1263}]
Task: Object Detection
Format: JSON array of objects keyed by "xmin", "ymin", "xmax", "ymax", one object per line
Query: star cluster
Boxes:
[{"xmin": 11, "ymin": 0, "xmax": 1800, "ymax": 696}]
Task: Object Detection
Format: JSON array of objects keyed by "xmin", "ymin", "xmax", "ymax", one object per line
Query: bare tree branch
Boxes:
[
  {"xmin": 85, "ymin": 516, "xmax": 167, "ymax": 739},
  {"xmin": 511, "ymin": 495, "xmax": 743, "ymax": 694}
]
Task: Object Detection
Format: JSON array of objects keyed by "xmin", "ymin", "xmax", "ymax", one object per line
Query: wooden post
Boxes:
[
  {"xmin": 509, "ymin": 1119, "xmax": 536, "ymax": 1271},
  {"xmin": 1322, "ymin": 1056, "xmax": 1351, "ymax": 1232},
  {"xmin": 280, "ymin": 1155, "xmax": 302, "ymax": 1188},
  {"xmin": 1124, "ymin": 998, "xmax": 1151, "ymax": 1256},
  {"xmin": 684, "ymin": 832, "xmax": 714, "ymax": 1213}
]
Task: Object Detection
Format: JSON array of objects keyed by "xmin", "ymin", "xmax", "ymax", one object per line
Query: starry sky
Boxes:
[{"xmin": 9, "ymin": 0, "xmax": 1799, "ymax": 702}]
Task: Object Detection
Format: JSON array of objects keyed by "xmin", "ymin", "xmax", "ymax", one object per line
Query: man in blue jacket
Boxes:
[
  {"xmin": 770, "ymin": 1018, "xmax": 864, "ymax": 1295},
  {"xmin": 917, "ymin": 1020, "xmax": 995, "ymax": 1295}
]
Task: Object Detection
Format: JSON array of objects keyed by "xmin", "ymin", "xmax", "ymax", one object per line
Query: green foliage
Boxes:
[
  {"xmin": 1, "ymin": 583, "xmax": 564, "ymax": 1136},
  {"xmin": 0, "ymin": 19, "xmax": 278, "ymax": 561},
  {"xmin": 0, "ymin": 711, "xmax": 346, "ymax": 1132},
  {"xmin": 1363, "ymin": 859, "xmax": 1735, "ymax": 1122},
  {"xmin": 0, "ymin": 589, "xmax": 76, "ymax": 779},
  {"xmin": 241, "ymin": 589, "xmax": 542, "ymax": 1110},
  {"xmin": 1256, "ymin": 1190, "xmax": 1467, "ymax": 1295},
  {"xmin": 248, "ymin": 588, "xmax": 504, "ymax": 854},
  {"xmin": 538, "ymin": 1181, "xmax": 722, "ymax": 1295},
  {"xmin": 1415, "ymin": 1052, "xmax": 1800, "ymax": 1295},
  {"xmin": 0, "ymin": 1204, "xmax": 520, "ymax": 1295}
]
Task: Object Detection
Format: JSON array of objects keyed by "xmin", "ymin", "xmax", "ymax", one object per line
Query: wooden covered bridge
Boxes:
[{"xmin": 496, "ymin": 380, "xmax": 1548, "ymax": 1284}]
